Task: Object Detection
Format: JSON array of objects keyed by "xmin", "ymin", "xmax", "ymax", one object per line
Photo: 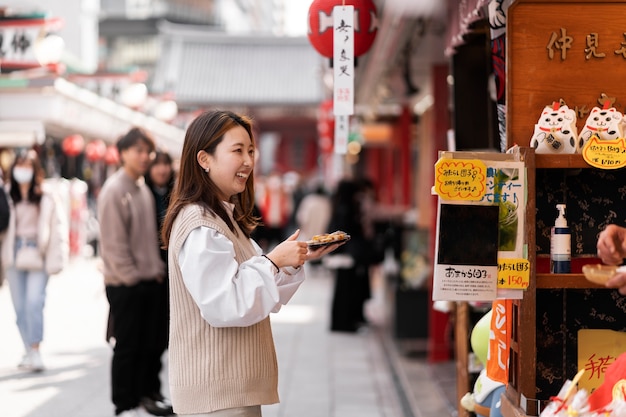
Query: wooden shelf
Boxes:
[
  {"xmin": 535, "ymin": 154, "xmax": 590, "ymax": 169},
  {"xmin": 536, "ymin": 273, "xmax": 608, "ymax": 289}
]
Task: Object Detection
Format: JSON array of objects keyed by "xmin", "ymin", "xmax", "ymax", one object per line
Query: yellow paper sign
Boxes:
[
  {"xmin": 497, "ymin": 259, "xmax": 530, "ymax": 289},
  {"xmin": 434, "ymin": 159, "xmax": 487, "ymax": 200},
  {"xmin": 582, "ymin": 136, "xmax": 626, "ymax": 169},
  {"xmin": 578, "ymin": 329, "xmax": 626, "ymax": 394}
]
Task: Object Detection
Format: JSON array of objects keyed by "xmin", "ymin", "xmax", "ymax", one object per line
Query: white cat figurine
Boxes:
[
  {"xmin": 578, "ymin": 102, "xmax": 624, "ymax": 148},
  {"xmin": 530, "ymin": 102, "xmax": 579, "ymax": 154}
]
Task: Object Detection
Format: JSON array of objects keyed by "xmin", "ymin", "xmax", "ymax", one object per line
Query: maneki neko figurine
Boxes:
[
  {"xmin": 577, "ymin": 99, "xmax": 625, "ymax": 148},
  {"xmin": 530, "ymin": 101, "xmax": 579, "ymax": 154}
]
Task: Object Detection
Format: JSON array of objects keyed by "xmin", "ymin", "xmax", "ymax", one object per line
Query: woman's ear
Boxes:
[{"xmin": 197, "ymin": 150, "xmax": 210, "ymax": 171}]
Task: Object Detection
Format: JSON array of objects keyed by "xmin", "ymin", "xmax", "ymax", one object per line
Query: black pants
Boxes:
[
  {"xmin": 106, "ymin": 280, "xmax": 164, "ymax": 415},
  {"xmin": 330, "ymin": 265, "xmax": 371, "ymax": 332}
]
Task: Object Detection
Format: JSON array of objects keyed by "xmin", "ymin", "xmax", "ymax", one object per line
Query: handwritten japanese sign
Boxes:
[
  {"xmin": 578, "ymin": 329, "xmax": 626, "ymax": 394},
  {"xmin": 497, "ymin": 259, "xmax": 530, "ymax": 289},
  {"xmin": 334, "ymin": 114, "xmax": 348, "ymax": 154},
  {"xmin": 434, "ymin": 159, "xmax": 487, "ymax": 201},
  {"xmin": 581, "ymin": 136, "xmax": 626, "ymax": 169},
  {"xmin": 333, "ymin": 6, "xmax": 354, "ymax": 116},
  {"xmin": 433, "ymin": 154, "xmax": 527, "ymax": 301}
]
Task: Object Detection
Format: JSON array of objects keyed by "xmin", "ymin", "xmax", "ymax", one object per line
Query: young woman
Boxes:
[
  {"xmin": 161, "ymin": 110, "xmax": 342, "ymax": 417},
  {"xmin": 1, "ymin": 149, "xmax": 68, "ymax": 372}
]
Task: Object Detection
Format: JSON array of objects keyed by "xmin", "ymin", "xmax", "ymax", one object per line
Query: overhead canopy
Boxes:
[
  {"xmin": 151, "ymin": 21, "xmax": 326, "ymax": 108},
  {"xmin": 0, "ymin": 120, "xmax": 45, "ymax": 148},
  {"xmin": 0, "ymin": 77, "xmax": 185, "ymax": 157}
]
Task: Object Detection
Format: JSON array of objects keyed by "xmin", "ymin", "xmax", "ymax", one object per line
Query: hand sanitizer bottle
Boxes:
[{"xmin": 550, "ymin": 204, "xmax": 571, "ymax": 273}]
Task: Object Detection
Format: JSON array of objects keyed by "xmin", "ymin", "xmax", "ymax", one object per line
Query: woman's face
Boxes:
[
  {"xmin": 205, "ymin": 125, "xmax": 254, "ymax": 200},
  {"xmin": 149, "ymin": 160, "xmax": 172, "ymax": 187},
  {"xmin": 12, "ymin": 159, "xmax": 35, "ymax": 185}
]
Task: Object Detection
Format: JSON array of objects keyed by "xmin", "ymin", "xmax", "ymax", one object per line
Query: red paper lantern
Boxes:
[
  {"xmin": 62, "ymin": 134, "xmax": 85, "ymax": 157},
  {"xmin": 85, "ymin": 140, "xmax": 107, "ymax": 162},
  {"xmin": 104, "ymin": 145, "xmax": 120, "ymax": 165},
  {"xmin": 307, "ymin": 0, "xmax": 377, "ymax": 58}
]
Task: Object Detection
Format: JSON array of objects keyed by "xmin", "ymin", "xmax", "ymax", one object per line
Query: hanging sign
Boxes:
[
  {"xmin": 434, "ymin": 159, "xmax": 487, "ymax": 201},
  {"xmin": 333, "ymin": 5, "xmax": 354, "ymax": 116},
  {"xmin": 334, "ymin": 114, "xmax": 349, "ymax": 154},
  {"xmin": 0, "ymin": 17, "xmax": 63, "ymax": 69}
]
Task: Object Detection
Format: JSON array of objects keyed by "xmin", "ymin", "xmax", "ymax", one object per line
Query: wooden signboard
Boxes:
[{"xmin": 507, "ymin": 0, "xmax": 626, "ymax": 150}]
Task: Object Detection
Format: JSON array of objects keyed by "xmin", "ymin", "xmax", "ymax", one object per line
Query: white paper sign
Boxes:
[
  {"xmin": 333, "ymin": 5, "xmax": 354, "ymax": 116},
  {"xmin": 334, "ymin": 115, "xmax": 349, "ymax": 154}
]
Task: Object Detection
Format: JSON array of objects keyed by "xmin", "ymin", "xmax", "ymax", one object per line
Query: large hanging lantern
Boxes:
[
  {"xmin": 104, "ymin": 145, "xmax": 120, "ymax": 165},
  {"xmin": 307, "ymin": 0, "xmax": 378, "ymax": 59},
  {"xmin": 85, "ymin": 139, "xmax": 107, "ymax": 162},
  {"xmin": 62, "ymin": 134, "xmax": 85, "ymax": 157}
]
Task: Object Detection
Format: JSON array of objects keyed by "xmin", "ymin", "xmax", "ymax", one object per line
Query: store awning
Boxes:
[
  {"xmin": 0, "ymin": 120, "xmax": 45, "ymax": 148},
  {"xmin": 0, "ymin": 77, "xmax": 185, "ymax": 157}
]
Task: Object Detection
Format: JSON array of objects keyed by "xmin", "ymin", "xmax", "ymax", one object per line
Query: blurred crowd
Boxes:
[{"xmin": 0, "ymin": 126, "xmax": 394, "ymax": 416}]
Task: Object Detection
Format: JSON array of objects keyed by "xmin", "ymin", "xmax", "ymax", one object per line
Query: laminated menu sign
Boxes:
[{"xmin": 433, "ymin": 153, "xmax": 526, "ymax": 301}]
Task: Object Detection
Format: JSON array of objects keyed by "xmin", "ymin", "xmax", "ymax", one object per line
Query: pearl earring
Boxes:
[{"xmin": 205, "ymin": 167, "xmax": 210, "ymax": 173}]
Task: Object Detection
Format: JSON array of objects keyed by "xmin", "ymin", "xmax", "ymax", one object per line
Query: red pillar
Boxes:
[
  {"xmin": 398, "ymin": 105, "xmax": 412, "ymax": 206},
  {"xmin": 428, "ymin": 63, "xmax": 452, "ymax": 363}
]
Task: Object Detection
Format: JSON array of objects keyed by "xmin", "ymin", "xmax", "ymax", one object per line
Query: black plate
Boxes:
[{"xmin": 307, "ymin": 235, "xmax": 351, "ymax": 248}]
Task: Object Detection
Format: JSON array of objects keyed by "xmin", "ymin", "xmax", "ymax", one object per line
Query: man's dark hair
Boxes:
[{"xmin": 116, "ymin": 127, "xmax": 156, "ymax": 154}]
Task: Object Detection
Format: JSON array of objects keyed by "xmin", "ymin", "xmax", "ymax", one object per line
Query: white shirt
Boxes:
[{"xmin": 179, "ymin": 226, "xmax": 305, "ymax": 328}]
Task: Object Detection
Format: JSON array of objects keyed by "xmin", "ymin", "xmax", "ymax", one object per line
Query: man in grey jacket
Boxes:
[{"xmin": 97, "ymin": 128, "xmax": 173, "ymax": 417}]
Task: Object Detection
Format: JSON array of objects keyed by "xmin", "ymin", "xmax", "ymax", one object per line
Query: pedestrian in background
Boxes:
[
  {"xmin": 160, "ymin": 110, "xmax": 342, "ymax": 417},
  {"xmin": 97, "ymin": 128, "xmax": 172, "ymax": 417},
  {"xmin": 1, "ymin": 149, "xmax": 69, "ymax": 372},
  {"xmin": 326, "ymin": 178, "xmax": 377, "ymax": 333},
  {"xmin": 144, "ymin": 149, "xmax": 176, "ymax": 412},
  {"xmin": 0, "ymin": 167, "xmax": 10, "ymax": 287}
]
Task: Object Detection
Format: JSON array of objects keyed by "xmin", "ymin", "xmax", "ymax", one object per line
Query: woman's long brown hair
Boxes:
[{"xmin": 161, "ymin": 110, "xmax": 259, "ymax": 248}]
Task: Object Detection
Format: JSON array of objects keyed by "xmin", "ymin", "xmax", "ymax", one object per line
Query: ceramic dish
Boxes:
[{"xmin": 581, "ymin": 264, "xmax": 626, "ymax": 285}]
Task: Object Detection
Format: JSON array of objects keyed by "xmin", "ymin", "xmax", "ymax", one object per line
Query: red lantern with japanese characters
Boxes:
[
  {"xmin": 307, "ymin": 0, "xmax": 377, "ymax": 59},
  {"xmin": 85, "ymin": 139, "xmax": 107, "ymax": 162},
  {"xmin": 62, "ymin": 134, "xmax": 85, "ymax": 157}
]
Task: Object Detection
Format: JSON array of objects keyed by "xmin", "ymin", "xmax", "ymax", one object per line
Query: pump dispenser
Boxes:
[{"xmin": 550, "ymin": 204, "xmax": 571, "ymax": 273}]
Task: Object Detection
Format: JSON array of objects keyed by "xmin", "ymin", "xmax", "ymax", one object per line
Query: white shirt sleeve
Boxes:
[{"xmin": 179, "ymin": 226, "xmax": 305, "ymax": 327}]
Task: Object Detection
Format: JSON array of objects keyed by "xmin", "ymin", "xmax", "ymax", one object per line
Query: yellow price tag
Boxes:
[
  {"xmin": 582, "ymin": 136, "xmax": 626, "ymax": 169},
  {"xmin": 497, "ymin": 258, "xmax": 530, "ymax": 289},
  {"xmin": 434, "ymin": 159, "xmax": 487, "ymax": 201}
]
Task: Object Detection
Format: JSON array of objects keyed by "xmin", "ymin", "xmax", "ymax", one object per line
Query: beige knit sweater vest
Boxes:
[{"xmin": 168, "ymin": 204, "xmax": 279, "ymax": 414}]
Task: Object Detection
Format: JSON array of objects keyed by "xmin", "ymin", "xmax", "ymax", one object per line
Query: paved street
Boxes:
[{"xmin": 0, "ymin": 257, "xmax": 455, "ymax": 417}]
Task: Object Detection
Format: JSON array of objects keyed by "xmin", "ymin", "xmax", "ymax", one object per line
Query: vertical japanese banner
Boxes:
[
  {"xmin": 486, "ymin": 299, "xmax": 512, "ymax": 384},
  {"xmin": 333, "ymin": 5, "xmax": 354, "ymax": 155},
  {"xmin": 334, "ymin": 115, "xmax": 349, "ymax": 154}
]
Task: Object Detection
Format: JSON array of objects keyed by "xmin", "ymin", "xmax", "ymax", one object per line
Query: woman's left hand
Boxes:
[{"xmin": 306, "ymin": 241, "xmax": 345, "ymax": 261}]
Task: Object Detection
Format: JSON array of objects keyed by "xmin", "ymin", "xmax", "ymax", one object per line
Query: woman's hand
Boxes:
[
  {"xmin": 265, "ymin": 229, "xmax": 348, "ymax": 269},
  {"xmin": 266, "ymin": 229, "xmax": 308, "ymax": 268},
  {"xmin": 597, "ymin": 224, "xmax": 626, "ymax": 266},
  {"xmin": 597, "ymin": 225, "xmax": 626, "ymax": 294}
]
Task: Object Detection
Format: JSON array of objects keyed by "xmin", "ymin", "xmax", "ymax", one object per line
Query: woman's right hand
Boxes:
[{"xmin": 266, "ymin": 229, "xmax": 308, "ymax": 268}]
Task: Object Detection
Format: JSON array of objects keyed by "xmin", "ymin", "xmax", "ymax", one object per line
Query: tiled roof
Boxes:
[{"xmin": 151, "ymin": 22, "xmax": 326, "ymax": 107}]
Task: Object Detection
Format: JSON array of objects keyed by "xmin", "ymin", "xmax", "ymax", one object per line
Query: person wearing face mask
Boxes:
[{"xmin": 1, "ymin": 149, "xmax": 69, "ymax": 372}]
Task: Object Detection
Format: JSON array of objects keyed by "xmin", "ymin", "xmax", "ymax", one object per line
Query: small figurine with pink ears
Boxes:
[
  {"xmin": 577, "ymin": 97, "xmax": 625, "ymax": 148},
  {"xmin": 530, "ymin": 101, "xmax": 579, "ymax": 154}
]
